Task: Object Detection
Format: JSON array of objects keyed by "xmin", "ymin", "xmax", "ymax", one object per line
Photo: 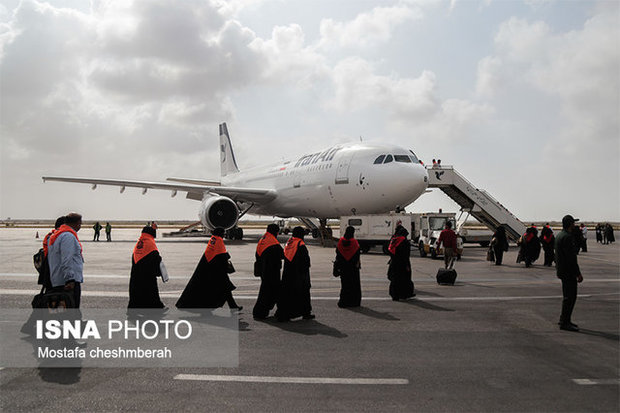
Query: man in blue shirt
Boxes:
[{"xmin": 47, "ymin": 212, "xmax": 84, "ymax": 308}]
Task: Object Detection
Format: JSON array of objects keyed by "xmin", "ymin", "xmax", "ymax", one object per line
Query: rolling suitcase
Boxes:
[{"xmin": 436, "ymin": 268, "xmax": 457, "ymax": 285}]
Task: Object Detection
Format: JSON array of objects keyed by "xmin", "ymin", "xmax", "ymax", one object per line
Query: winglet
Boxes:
[{"xmin": 219, "ymin": 123, "xmax": 240, "ymax": 177}]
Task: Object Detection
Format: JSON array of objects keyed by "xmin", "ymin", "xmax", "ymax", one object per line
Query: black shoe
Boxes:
[
  {"xmin": 559, "ymin": 323, "xmax": 579, "ymax": 332},
  {"xmin": 558, "ymin": 321, "xmax": 578, "ymax": 328},
  {"xmin": 302, "ymin": 314, "xmax": 315, "ymax": 320}
]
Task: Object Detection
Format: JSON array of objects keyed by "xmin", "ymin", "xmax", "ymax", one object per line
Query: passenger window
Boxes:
[
  {"xmin": 394, "ymin": 155, "xmax": 411, "ymax": 163},
  {"xmin": 348, "ymin": 219, "xmax": 363, "ymax": 226},
  {"xmin": 383, "ymin": 155, "xmax": 393, "ymax": 163},
  {"xmin": 373, "ymin": 155, "xmax": 385, "ymax": 164}
]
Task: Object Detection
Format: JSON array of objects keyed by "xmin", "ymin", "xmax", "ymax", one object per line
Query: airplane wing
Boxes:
[{"xmin": 42, "ymin": 176, "xmax": 276, "ymax": 203}]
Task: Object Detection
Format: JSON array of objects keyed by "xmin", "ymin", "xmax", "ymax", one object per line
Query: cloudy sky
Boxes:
[{"xmin": 1, "ymin": 0, "xmax": 618, "ymax": 223}]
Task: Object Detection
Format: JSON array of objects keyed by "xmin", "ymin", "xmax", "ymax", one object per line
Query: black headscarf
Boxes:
[
  {"xmin": 292, "ymin": 226, "xmax": 305, "ymax": 239},
  {"xmin": 267, "ymin": 224, "xmax": 280, "ymax": 237},
  {"xmin": 344, "ymin": 226, "xmax": 355, "ymax": 239},
  {"xmin": 141, "ymin": 225, "xmax": 156, "ymax": 238}
]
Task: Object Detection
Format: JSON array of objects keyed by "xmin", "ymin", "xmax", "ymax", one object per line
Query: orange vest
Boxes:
[
  {"xmin": 336, "ymin": 237, "xmax": 360, "ymax": 261},
  {"xmin": 204, "ymin": 236, "xmax": 227, "ymax": 262},
  {"xmin": 284, "ymin": 237, "xmax": 305, "ymax": 262},
  {"xmin": 49, "ymin": 224, "xmax": 83, "ymax": 255},
  {"xmin": 256, "ymin": 233, "xmax": 280, "ymax": 257},
  {"xmin": 133, "ymin": 233, "xmax": 158, "ymax": 263}
]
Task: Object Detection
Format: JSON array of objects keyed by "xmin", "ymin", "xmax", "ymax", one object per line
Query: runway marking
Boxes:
[
  {"xmin": 0, "ymin": 289, "xmax": 618, "ymax": 301},
  {"xmin": 174, "ymin": 374, "xmax": 409, "ymax": 385},
  {"xmin": 572, "ymin": 378, "xmax": 620, "ymax": 386}
]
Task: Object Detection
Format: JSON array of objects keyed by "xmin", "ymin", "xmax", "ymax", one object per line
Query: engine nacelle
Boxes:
[{"xmin": 198, "ymin": 195, "xmax": 239, "ymax": 231}]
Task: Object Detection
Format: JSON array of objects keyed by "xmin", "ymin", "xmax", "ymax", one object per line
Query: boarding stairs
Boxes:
[
  {"xmin": 297, "ymin": 217, "xmax": 335, "ymax": 247},
  {"xmin": 426, "ymin": 166, "xmax": 526, "ymax": 241}
]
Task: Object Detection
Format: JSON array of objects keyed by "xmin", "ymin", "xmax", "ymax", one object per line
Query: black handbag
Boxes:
[
  {"xmin": 332, "ymin": 261, "xmax": 341, "ymax": 277},
  {"xmin": 227, "ymin": 261, "xmax": 236, "ymax": 274},
  {"xmin": 253, "ymin": 261, "xmax": 261, "ymax": 277},
  {"xmin": 32, "ymin": 287, "xmax": 75, "ymax": 309}
]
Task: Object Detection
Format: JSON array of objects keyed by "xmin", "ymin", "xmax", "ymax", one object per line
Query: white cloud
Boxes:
[
  {"xmin": 249, "ymin": 24, "xmax": 328, "ymax": 86},
  {"xmin": 327, "ymin": 57, "xmax": 438, "ymax": 116},
  {"xmin": 318, "ymin": 5, "xmax": 421, "ymax": 49},
  {"xmin": 476, "ymin": 8, "xmax": 619, "ymax": 156}
]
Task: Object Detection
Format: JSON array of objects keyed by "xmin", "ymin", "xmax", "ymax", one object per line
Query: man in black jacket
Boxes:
[{"xmin": 555, "ymin": 215, "xmax": 583, "ymax": 332}]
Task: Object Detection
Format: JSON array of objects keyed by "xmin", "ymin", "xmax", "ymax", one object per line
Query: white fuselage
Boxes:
[{"xmin": 222, "ymin": 142, "xmax": 429, "ymax": 218}]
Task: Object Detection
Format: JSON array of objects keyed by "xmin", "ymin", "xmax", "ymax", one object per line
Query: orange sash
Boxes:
[
  {"xmin": 204, "ymin": 236, "xmax": 227, "ymax": 262},
  {"xmin": 256, "ymin": 233, "xmax": 280, "ymax": 257},
  {"xmin": 43, "ymin": 230, "xmax": 55, "ymax": 257},
  {"xmin": 284, "ymin": 237, "xmax": 304, "ymax": 262},
  {"xmin": 49, "ymin": 224, "xmax": 83, "ymax": 254},
  {"xmin": 133, "ymin": 233, "xmax": 158, "ymax": 263},
  {"xmin": 337, "ymin": 238, "xmax": 360, "ymax": 261},
  {"xmin": 388, "ymin": 236, "xmax": 405, "ymax": 255}
]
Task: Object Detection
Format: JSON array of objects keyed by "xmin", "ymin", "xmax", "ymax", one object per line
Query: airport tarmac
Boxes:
[{"xmin": 1, "ymin": 227, "xmax": 618, "ymax": 412}]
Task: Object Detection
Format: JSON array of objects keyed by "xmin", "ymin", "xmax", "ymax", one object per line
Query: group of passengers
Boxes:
[{"xmin": 128, "ymin": 222, "xmax": 416, "ymax": 321}]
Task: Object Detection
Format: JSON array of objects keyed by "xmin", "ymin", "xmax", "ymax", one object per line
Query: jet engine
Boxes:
[{"xmin": 198, "ymin": 195, "xmax": 239, "ymax": 231}]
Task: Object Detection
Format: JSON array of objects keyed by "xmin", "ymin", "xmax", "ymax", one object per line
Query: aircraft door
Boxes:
[{"xmin": 335, "ymin": 152, "xmax": 355, "ymax": 184}]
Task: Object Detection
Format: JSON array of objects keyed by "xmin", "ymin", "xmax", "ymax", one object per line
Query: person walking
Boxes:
[
  {"xmin": 275, "ymin": 227, "xmax": 314, "ymax": 321},
  {"xmin": 435, "ymin": 221, "xmax": 457, "ymax": 270},
  {"xmin": 387, "ymin": 225, "xmax": 415, "ymax": 301},
  {"xmin": 176, "ymin": 228, "xmax": 241, "ymax": 310},
  {"xmin": 334, "ymin": 226, "xmax": 362, "ymax": 308},
  {"xmin": 128, "ymin": 226, "xmax": 166, "ymax": 309},
  {"xmin": 518, "ymin": 225, "xmax": 541, "ymax": 267},
  {"xmin": 555, "ymin": 215, "xmax": 583, "ymax": 332},
  {"xmin": 580, "ymin": 224, "xmax": 588, "ymax": 252},
  {"xmin": 47, "ymin": 213, "xmax": 84, "ymax": 308},
  {"xmin": 252, "ymin": 224, "xmax": 284, "ymax": 320},
  {"xmin": 491, "ymin": 225, "xmax": 509, "ymax": 266},
  {"xmin": 540, "ymin": 224, "xmax": 555, "ymax": 267}
]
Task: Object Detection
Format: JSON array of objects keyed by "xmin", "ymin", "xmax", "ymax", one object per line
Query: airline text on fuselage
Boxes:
[{"xmin": 294, "ymin": 146, "xmax": 343, "ymax": 168}]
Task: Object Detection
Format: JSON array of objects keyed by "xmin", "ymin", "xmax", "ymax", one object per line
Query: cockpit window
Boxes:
[
  {"xmin": 383, "ymin": 154, "xmax": 393, "ymax": 164},
  {"xmin": 394, "ymin": 155, "xmax": 411, "ymax": 163},
  {"xmin": 373, "ymin": 155, "xmax": 385, "ymax": 164},
  {"xmin": 408, "ymin": 150, "xmax": 419, "ymax": 163}
]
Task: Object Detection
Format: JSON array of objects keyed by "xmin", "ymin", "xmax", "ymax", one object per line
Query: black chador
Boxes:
[
  {"xmin": 252, "ymin": 224, "xmax": 284, "ymax": 320},
  {"xmin": 518, "ymin": 226, "xmax": 541, "ymax": 267},
  {"xmin": 176, "ymin": 230, "xmax": 240, "ymax": 309},
  {"xmin": 128, "ymin": 226, "xmax": 165, "ymax": 309},
  {"xmin": 334, "ymin": 226, "xmax": 361, "ymax": 308},
  {"xmin": 491, "ymin": 226, "xmax": 509, "ymax": 266},
  {"xmin": 275, "ymin": 227, "xmax": 314, "ymax": 321},
  {"xmin": 387, "ymin": 226, "xmax": 415, "ymax": 300},
  {"xmin": 540, "ymin": 225, "xmax": 555, "ymax": 267}
]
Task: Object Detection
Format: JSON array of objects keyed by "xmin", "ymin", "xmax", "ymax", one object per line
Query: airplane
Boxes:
[{"xmin": 43, "ymin": 123, "xmax": 429, "ymax": 239}]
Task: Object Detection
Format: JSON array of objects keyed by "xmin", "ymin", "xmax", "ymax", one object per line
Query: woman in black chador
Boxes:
[
  {"xmin": 387, "ymin": 225, "xmax": 415, "ymax": 301},
  {"xmin": 252, "ymin": 224, "xmax": 284, "ymax": 320},
  {"xmin": 540, "ymin": 224, "xmax": 555, "ymax": 266},
  {"xmin": 334, "ymin": 226, "xmax": 361, "ymax": 308},
  {"xmin": 275, "ymin": 226, "xmax": 315, "ymax": 321},
  {"xmin": 176, "ymin": 228, "xmax": 241, "ymax": 310},
  {"xmin": 128, "ymin": 226, "xmax": 165, "ymax": 308},
  {"xmin": 518, "ymin": 225, "xmax": 541, "ymax": 267},
  {"xmin": 491, "ymin": 225, "xmax": 509, "ymax": 266}
]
